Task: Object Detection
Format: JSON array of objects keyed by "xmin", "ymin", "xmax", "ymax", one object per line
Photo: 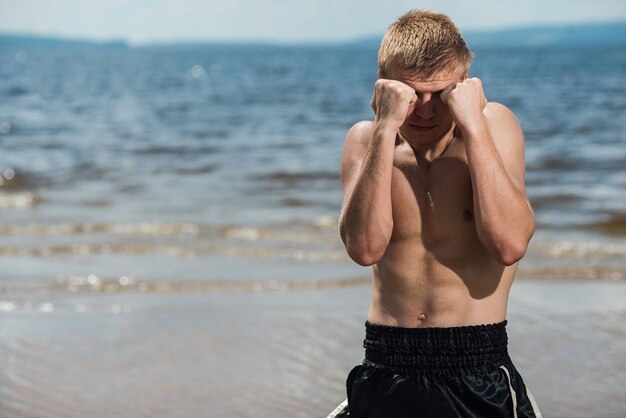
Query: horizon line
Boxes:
[{"xmin": 0, "ymin": 18, "xmax": 625, "ymax": 47}]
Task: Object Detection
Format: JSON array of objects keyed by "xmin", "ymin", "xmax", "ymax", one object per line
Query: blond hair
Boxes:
[{"xmin": 378, "ymin": 9, "xmax": 474, "ymax": 78}]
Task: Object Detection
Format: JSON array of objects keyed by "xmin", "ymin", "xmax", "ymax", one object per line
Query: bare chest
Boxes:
[{"xmin": 390, "ymin": 146, "xmax": 476, "ymax": 246}]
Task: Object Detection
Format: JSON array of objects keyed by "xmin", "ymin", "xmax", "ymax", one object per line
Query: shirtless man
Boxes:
[{"xmin": 328, "ymin": 10, "xmax": 542, "ymax": 418}]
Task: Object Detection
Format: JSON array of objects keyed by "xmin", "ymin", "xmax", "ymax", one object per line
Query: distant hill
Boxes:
[
  {"xmin": 465, "ymin": 21, "xmax": 626, "ymax": 47},
  {"xmin": 348, "ymin": 21, "xmax": 626, "ymax": 48},
  {"xmin": 0, "ymin": 34, "xmax": 128, "ymax": 50},
  {"xmin": 0, "ymin": 21, "xmax": 624, "ymax": 50}
]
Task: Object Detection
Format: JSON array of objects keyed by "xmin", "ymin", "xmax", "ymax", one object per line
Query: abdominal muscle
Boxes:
[{"xmin": 366, "ymin": 240, "xmax": 516, "ymax": 328}]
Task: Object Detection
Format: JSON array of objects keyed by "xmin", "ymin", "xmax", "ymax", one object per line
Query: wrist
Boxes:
[
  {"xmin": 373, "ymin": 119, "xmax": 400, "ymax": 137},
  {"xmin": 458, "ymin": 114, "xmax": 488, "ymax": 139}
]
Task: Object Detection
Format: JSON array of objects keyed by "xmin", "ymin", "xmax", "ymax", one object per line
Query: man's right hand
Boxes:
[{"xmin": 370, "ymin": 79, "xmax": 418, "ymax": 130}]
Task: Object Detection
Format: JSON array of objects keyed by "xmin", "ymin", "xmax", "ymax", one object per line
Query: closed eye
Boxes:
[{"xmin": 413, "ymin": 89, "xmax": 445, "ymax": 98}]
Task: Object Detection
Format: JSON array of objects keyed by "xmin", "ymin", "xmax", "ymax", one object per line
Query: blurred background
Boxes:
[{"xmin": 1, "ymin": 1, "xmax": 625, "ymax": 417}]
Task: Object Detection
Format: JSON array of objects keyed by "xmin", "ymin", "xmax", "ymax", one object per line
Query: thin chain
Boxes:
[
  {"xmin": 427, "ymin": 191, "xmax": 437, "ymax": 212},
  {"xmin": 427, "ymin": 123, "xmax": 456, "ymax": 213}
]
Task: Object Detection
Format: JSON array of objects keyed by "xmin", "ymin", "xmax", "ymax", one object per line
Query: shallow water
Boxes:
[
  {"xmin": 0, "ymin": 44, "xmax": 625, "ymax": 289},
  {"xmin": 0, "ymin": 280, "xmax": 624, "ymax": 418}
]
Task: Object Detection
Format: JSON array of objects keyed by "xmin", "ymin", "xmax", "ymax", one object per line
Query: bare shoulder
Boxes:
[
  {"xmin": 481, "ymin": 102, "xmax": 529, "ymax": 197},
  {"xmin": 340, "ymin": 120, "xmax": 374, "ymax": 191},
  {"xmin": 344, "ymin": 120, "xmax": 375, "ymax": 148},
  {"xmin": 483, "ymin": 102, "xmax": 523, "ymax": 137},
  {"xmin": 341, "ymin": 120, "xmax": 374, "ymax": 162}
]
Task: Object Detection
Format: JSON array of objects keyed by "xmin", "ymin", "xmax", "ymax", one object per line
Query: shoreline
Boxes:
[{"xmin": 1, "ymin": 280, "xmax": 624, "ymax": 418}]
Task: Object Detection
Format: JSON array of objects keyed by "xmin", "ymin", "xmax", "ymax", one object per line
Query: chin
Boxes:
[{"xmin": 400, "ymin": 128, "xmax": 436, "ymax": 144}]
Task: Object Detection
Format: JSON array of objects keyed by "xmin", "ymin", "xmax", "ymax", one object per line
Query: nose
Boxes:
[{"xmin": 413, "ymin": 93, "xmax": 435, "ymax": 119}]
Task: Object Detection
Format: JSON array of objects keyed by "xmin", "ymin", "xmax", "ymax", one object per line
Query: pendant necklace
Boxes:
[{"xmin": 426, "ymin": 124, "xmax": 456, "ymax": 213}]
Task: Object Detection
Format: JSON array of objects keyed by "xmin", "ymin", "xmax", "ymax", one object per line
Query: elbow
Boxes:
[
  {"xmin": 479, "ymin": 216, "xmax": 535, "ymax": 266},
  {"xmin": 346, "ymin": 245, "xmax": 383, "ymax": 266},
  {"xmin": 493, "ymin": 239, "xmax": 529, "ymax": 266},
  {"xmin": 498, "ymin": 218, "xmax": 535, "ymax": 266},
  {"xmin": 496, "ymin": 247, "xmax": 525, "ymax": 266},
  {"xmin": 339, "ymin": 223, "xmax": 387, "ymax": 266},
  {"xmin": 341, "ymin": 231, "xmax": 386, "ymax": 266},
  {"xmin": 338, "ymin": 215, "xmax": 391, "ymax": 266},
  {"xmin": 478, "ymin": 228, "xmax": 531, "ymax": 266}
]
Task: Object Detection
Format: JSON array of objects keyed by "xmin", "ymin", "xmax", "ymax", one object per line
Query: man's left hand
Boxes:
[{"xmin": 440, "ymin": 77, "xmax": 487, "ymax": 133}]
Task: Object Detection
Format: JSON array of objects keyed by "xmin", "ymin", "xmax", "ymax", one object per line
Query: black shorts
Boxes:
[{"xmin": 328, "ymin": 320, "xmax": 542, "ymax": 418}]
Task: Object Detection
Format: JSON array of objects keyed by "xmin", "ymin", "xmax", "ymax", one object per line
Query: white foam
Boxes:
[{"xmin": 0, "ymin": 192, "xmax": 39, "ymax": 208}]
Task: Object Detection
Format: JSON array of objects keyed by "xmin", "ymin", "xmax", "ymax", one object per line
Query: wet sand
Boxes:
[{"xmin": 0, "ymin": 279, "xmax": 624, "ymax": 418}]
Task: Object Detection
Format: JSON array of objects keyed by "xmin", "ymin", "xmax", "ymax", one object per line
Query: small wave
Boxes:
[
  {"xmin": 0, "ymin": 222, "xmax": 199, "ymax": 236},
  {"xmin": 0, "ymin": 274, "xmax": 371, "ymax": 297},
  {"xmin": 517, "ymin": 266, "xmax": 625, "ymax": 281},
  {"xmin": 280, "ymin": 197, "xmax": 314, "ymax": 207},
  {"xmin": 134, "ymin": 144, "xmax": 220, "ymax": 156},
  {"xmin": 189, "ymin": 129, "xmax": 230, "ymax": 140},
  {"xmin": 0, "ymin": 298, "xmax": 131, "ymax": 314},
  {"xmin": 575, "ymin": 214, "xmax": 626, "ymax": 236},
  {"xmin": 312, "ymin": 215, "xmax": 338, "ymax": 229},
  {"xmin": 81, "ymin": 198, "xmax": 111, "ymax": 207},
  {"xmin": 0, "ymin": 242, "xmax": 347, "ymax": 260},
  {"xmin": 532, "ymin": 239, "xmax": 626, "ymax": 258},
  {"xmin": 173, "ymin": 163, "xmax": 218, "ymax": 175},
  {"xmin": 253, "ymin": 170, "xmax": 340, "ymax": 183},
  {"xmin": 0, "ymin": 167, "xmax": 35, "ymax": 189},
  {"xmin": 529, "ymin": 192, "xmax": 581, "ymax": 208},
  {"xmin": 0, "ymin": 192, "xmax": 40, "ymax": 208},
  {"xmin": 5, "ymin": 85, "xmax": 29, "ymax": 97},
  {"xmin": 2, "ymin": 266, "xmax": 623, "ymax": 303},
  {"xmin": 0, "ymin": 218, "xmax": 339, "ymax": 239},
  {"xmin": 217, "ymin": 218, "xmax": 339, "ymax": 241},
  {"xmin": 532, "ymin": 155, "xmax": 580, "ymax": 170},
  {"xmin": 218, "ymin": 224, "xmax": 334, "ymax": 242}
]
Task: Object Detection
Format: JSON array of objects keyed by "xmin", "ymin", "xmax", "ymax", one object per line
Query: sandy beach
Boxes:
[{"xmin": 1, "ymin": 278, "xmax": 624, "ymax": 418}]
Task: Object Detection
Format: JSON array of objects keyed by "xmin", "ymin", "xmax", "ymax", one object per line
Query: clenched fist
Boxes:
[
  {"xmin": 440, "ymin": 77, "xmax": 487, "ymax": 132},
  {"xmin": 370, "ymin": 79, "xmax": 418, "ymax": 130}
]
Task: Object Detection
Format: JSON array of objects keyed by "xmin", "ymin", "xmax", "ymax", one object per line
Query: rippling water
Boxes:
[
  {"xmin": 0, "ymin": 43, "xmax": 625, "ymax": 417},
  {"xmin": 0, "ymin": 44, "xmax": 625, "ymax": 290}
]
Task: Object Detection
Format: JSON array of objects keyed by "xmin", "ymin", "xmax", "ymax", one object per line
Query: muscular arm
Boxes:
[
  {"xmin": 338, "ymin": 121, "xmax": 396, "ymax": 266},
  {"xmin": 463, "ymin": 102, "xmax": 535, "ymax": 266},
  {"xmin": 338, "ymin": 78, "xmax": 417, "ymax": 265},
  {"xmin": 441, "ymin": 78, "xmax": 535, "ymax": 266}
]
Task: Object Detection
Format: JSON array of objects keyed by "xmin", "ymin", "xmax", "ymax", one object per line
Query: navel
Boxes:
[
  {"xmin": 417, "ymin": 313, "xmax": 427, "ymax": 322},
  {"xmin": 463, "ymin": 209, "xmax": 473, "ymax": 221}
]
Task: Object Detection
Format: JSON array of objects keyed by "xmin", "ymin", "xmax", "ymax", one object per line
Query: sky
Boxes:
[{"xmin": 1, "ymin": 0, "xmax": 626, "ymax": 45}]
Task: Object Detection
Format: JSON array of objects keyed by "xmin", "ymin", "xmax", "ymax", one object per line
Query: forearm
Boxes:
[
  {"xmin": 463, "ymin": 121, "xmax": 535, "ymax": 265},
  {"xmin": 339, "ymin": 124, "xmax": 396, "ymax": 265}
]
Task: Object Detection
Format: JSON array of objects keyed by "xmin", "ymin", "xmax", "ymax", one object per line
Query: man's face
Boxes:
[{"xmin": 382, "ymin": 68, "xmax": 464, "ymax": 145}]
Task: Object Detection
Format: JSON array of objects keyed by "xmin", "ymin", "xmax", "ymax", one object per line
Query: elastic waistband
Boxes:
[{"xmin": 363, "ymin": 320, "xmax": 511, "ymax": 377}]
